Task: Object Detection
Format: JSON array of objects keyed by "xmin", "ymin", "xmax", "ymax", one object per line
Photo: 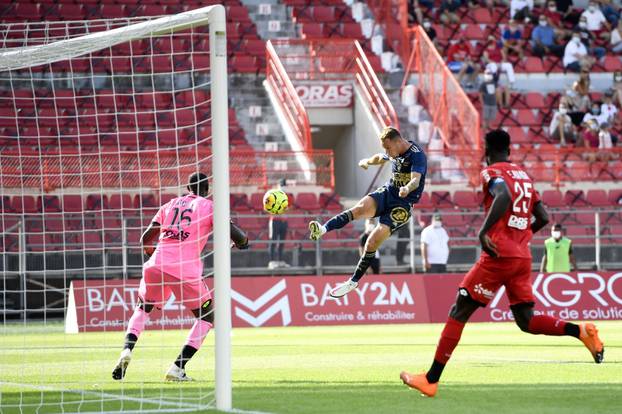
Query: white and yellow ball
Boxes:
[{"xmin": 263, "ymin": 189, "xmax": 289, "ymax": 215}]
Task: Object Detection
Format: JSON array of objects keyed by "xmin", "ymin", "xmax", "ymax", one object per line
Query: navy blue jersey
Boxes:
[{"xmin": 382, "ymin": 141, "xmax": 427, "ymax": 204}]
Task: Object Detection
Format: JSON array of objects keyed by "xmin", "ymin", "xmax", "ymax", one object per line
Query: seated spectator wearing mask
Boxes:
[
  {"xmin": 563, "ymin": 31, "xmax": 594, "ymax": 72},
  {"xmin": 549, "ymin": 102, "xmax": 576, "ymax": 144},
  {"xmin": 532, "ymin": 15, "xmax": 564, "ymax": 58},
  {"xmin": 611, "ymin": 20, "xmax": 622, "ymax": 53},
  {"xmin": 581, "ymin": 1, "xmax": 611, "ymax": 41}
]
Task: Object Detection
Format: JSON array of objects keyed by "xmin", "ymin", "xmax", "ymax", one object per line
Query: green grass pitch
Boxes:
[{"xmin": 1, "ymin": 321, "xmax": 621, "ymax": 414}]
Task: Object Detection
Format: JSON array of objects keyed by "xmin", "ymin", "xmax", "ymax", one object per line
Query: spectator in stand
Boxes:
[
  {"xmin": 359, "ymin": 218, "xmax": 381, "ymax": 274},
  {"xmin": 600, "ymin": 89, "xmax": 619, "ymax": 125},
  {"xmin": 581, "ymin": 119, "xmax": 600, "ymax": 152},
  {"xmin": 600, "ymin": 0, "xmax": 621, "ymax": 27},
  {"xmin": 575, "ymin": 70, "xmax": 591, "ymax": 96},
  {"xmin": 582, "ymin": 101, "xmax": 606, "ymax": 126},
  {"xmin": 575, "ymin": 16, "xmax": 607, "ymax": 59},
  {"xmin": 598, "ymin": 122, "xmax": 615, "ymax": 160},
  {"xmin": 532, "ymin": 15, "xmax": 565, "ymax": 57},
  {"xmin": 543, "ymin": 0, "xmax": 568, "ymax": 36},
  {"xmin": 420, "ymin": 213, "xmax": 450, "ymax": 273},
  {"xmin": 502, "ymin": 20, "xmax": 526, "ymax": 59},
  {"xmin": 479, "ymin": 69, "xmax": 499, "ymax": 130},
  {"xmin": 581, "ymin": 1, "xmax": 611, "ymax": 41},
  {"xmin": 422, "ymin": 18, "xmax": 438, "ymax": 48},
  {"xmin": 439, "ymin": 0, "xmax": 461, "ymax": 24},
  {"xmin": 511, "ymin": 0, "xmax": 534, "ymax": 22},
  {"xmin": 481, "ymin": 34, "xmax": 515, "ymax": 107},
  {"xmin": 566, "ymin": 81, "xmax": 591, "ymax": 126},
  {"xmin": 563, "ymin": 31, "xmax": 594, "ymax": 72},
  {"xmin": 407, "ymin": 0, "xmax": 424, "ymax": 24},
  {"xmin": 612, "ymin": 71, "xmax": 622, "ymax": 107},
  {"xmin": 447, "ymin": 38, "xmax": 479, "ymax": 87},
  {"xmin": 611, "ymin": 20, "xmax": 622, "ymax": 52},
  {"xmin": 555, "ymin": 0, "xmax": 580, "ymax": 27},
  {"xmin": 549, "ymin": 101, "xmax": 576, "ymax": 144}
]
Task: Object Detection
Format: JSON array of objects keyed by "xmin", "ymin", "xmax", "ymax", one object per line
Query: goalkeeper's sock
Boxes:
[
  {"xmin": 174, "ymin": 320, "xmax": 212, "ymax": 369},
  {"xmin": 351, "ymin": 251, "xmax": 377, "ymax": 283},
  {"xmin": 324, "ymin": 210, "xmax": 353, "ymax": 232},
  {"xmin": 174, "ymin": 345, "xmax": 198, "ymax": 370},
  {"xmin": 126, "ymin": 307, "xmax": 149, "ymax": 340},
  {"xmin": 527, "ymin": 315, "xmax": 570, "ymax": 336},
  {"xmin": 123, "ymin": 333, "xmax": 138, "ymax": 351},
  {"xmin": 426, "ymin": 317, "xmax": 465, "ymax": 383}
]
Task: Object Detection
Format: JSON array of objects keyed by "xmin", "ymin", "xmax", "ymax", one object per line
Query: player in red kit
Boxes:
[{"xmin": 400, "ymin": 130, "xmax": 604, "ymax": 397}]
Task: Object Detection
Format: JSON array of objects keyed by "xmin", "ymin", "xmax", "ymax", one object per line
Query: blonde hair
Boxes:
[{"xmin": 379, "ymin": 126, "xmax": 401, "ymax": 141}]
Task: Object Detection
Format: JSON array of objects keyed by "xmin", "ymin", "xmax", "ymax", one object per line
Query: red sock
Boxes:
[
  {"xmin": 433, "ymin": 317, "xmax": 466, "ymax": 364},
  {"xmin": 527, "ymin": 315, "xmax": 567, "ymax": 336}
]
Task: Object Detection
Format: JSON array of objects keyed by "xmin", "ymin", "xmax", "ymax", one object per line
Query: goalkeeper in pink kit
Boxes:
[{"xmin": 112, "ymin": 172, "xmax": 249, "ymax": 381}]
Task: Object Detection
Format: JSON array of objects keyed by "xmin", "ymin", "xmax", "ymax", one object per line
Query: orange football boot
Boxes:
[
  {"xmin": 400, "ymin": 371, "xmax": 438, "ymax": 397},
  {"xmin": 579, "ymin": 323, "xmax": 604, "ymax": 363}
]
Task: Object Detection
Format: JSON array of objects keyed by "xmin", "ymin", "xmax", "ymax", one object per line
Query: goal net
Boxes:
[{"xmin": 0, "ymin": 5, "xmax": 232, "ymax": 413}]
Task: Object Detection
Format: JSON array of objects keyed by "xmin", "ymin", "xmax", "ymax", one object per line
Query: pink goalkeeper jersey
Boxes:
[{"xmin": 145, "ymin": 194, "xmax": 214, "ymax": 279}]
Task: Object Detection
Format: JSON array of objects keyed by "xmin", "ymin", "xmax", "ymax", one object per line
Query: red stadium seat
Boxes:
[
  {"xmin": 62, "ymin": 195, "xmax": 83, "ymax": 213},
  {"xmin": 231, "ymin": 55, "xmax": 258, "ymax": 73},
  {"xmin": 431, "ymin": 191, "xmax": 453, "ymax": 209},
  {"xmin": 515, "ymin": 109, "xmax": 538, "ymax": 126},
  {"xmin": 525, "ymin": 92, "xmax": 546, "ymax": 109},
  {"xmin": 249, "ymin": 193, "xmax": 265, "ymax": 212},
  {"xmin": 464, "ymin": 24, "xmax": 486, "ymax": 41},
  {"xmin": 452, "ymin": 191, "xmax": 479, "ymax": 209},
  {"xmin": 564, "ymin": 190, "xmax": 590, "ymax": 207},
  {"xmin": 319, "ymin": 192, "xmax": 342, "ymax": 211},
  {"xmin": 300, "ymin": 23, "xmax": 326, "ymax": 38},
  {"xmin": 341, "ymin": 22, "xmax": 363, "ymax": 38},
  {"xmin": 541, "ymin": 190, "xmax": 564, "ymax": 208},
  {"xmin": 471, "ymin": 8, "xmax": 494, "ymax": 24},
  {"xmin": 608, "ymin": 189, "xmax": 622, "ymax": 205},
  {"xmin": 38, "ymin": 196, "xmax": 61, "ymax": 213},
  {"xmin": 523, "ymin": 57, "xmax": 544, "ymax": 73},
  {"xmin": 312, "ymin": 6, "xmax": 336, "ymax": 22},
  {"xmin": 416, "ymin": 192, "xmax": 434, "ymax": 210},
  {"xmin": 86, "ymin": 194, "xmax": 107, "ymax": 211},
  {"xmin": 295, "ymin": 192, "xmax": 322, "ymax": 212},
  {"xmin": 586, "ymin": 190, "xmax": 610, "ymax": 207},
  {"xmin": 12, "ymin": 196, "xmax": 39, "ymax": 213}
]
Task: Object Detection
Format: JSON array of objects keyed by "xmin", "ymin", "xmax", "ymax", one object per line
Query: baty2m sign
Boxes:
[
  {"xmin": 294, "ymin": 82, "xmax": 353, "ymax": 108},
  {"xmin": 65, "ymin": 273, "xmax": 622, "ymax": 332}
]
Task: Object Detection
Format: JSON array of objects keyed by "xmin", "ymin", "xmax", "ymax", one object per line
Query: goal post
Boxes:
[{"xmin": 0, "ymin": 4, "xmax": 231, "ymax": 413}]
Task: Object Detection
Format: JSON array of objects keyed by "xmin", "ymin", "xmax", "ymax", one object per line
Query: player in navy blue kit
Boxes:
[{"xmin": 309, "ymin": 127, "xmax": 427, "ymax": 297}]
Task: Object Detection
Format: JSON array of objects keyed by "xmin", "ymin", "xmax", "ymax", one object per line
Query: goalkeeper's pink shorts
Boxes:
[{"xmin": 138, "ymin": 265, "xmax": 211, "ymax": 311}]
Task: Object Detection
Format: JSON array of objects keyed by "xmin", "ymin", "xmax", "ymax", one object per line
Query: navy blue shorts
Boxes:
[{"xmin": 367, "ymin": 186, "xmax": 411, "ymax": 233}]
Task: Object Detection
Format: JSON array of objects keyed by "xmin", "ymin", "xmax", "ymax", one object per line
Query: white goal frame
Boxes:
[{"xmin": 0, "ymin": 5, "xmax": 232, "ymax": 411}]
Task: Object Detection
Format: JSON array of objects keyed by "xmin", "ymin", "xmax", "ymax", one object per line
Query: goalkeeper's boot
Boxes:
[
  {"xmin": 579, "ymin": 323, "xmax": 604, "ymax": 363},
  {"xmin": 165, "ymin": 364, "xmax": 193, "ymax": 382},
  {"xmin": 112, "ymin": 348, "xmax": 132, "ymax": 380},
  {"xmin": 329, "ymin": 279, "xmax": 358, "ymax": 298},
  {"xmin": 400, "ymin": 371, "xmax": 438, "ymax": 397},
  {"xmin": 308, "ymin": 221, "xmax": 326, "ymax": 241}
]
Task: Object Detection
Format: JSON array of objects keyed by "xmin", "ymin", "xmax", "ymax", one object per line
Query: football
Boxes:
[{"xmin": 263, "ymin": 189, "xmax": 289, "ymax": 215}]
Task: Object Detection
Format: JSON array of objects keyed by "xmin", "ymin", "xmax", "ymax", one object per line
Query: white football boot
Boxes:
[
  {"xmin": 112, "ymin": 348, "xmax": 132, "ymax": 380},
  {"xmin": 329, "ymin": 280, "xmax": 359, "ymax": 298},
  {"xmin": 165, "ymin": 364, "xmax": 193, "ymax": 382}
]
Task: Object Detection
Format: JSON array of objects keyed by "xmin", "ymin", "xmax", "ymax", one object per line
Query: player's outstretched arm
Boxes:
[
  {"xmin": 230, "ymin": 221, "xmax": 249, "ymax": 249},
  {"xmin": 358, "ymin": 153, "xmax": 387, "ymax": 169},
  {"xmin": 531, "ymin": 201, "xmax": 549, "ymax": 234},
  {"xmin": 141, "ymin": 222, "xmax": 161, "ymax": 257},
  {"xmin": 399, "ymin": 172, "xmax": 422, "ymax": 198},
  {"xmin": 478, "ymin": 180, "xmax": 512, "ymax": 257}
]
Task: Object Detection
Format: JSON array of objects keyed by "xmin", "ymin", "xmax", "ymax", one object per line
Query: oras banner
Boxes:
[
  {"xmin": 295, "ymin": 82, "xmax": 353, "ymax": 107},
  {"xmin": 65, "ymin": 272, "xmax": 622, "ymax": 332}
]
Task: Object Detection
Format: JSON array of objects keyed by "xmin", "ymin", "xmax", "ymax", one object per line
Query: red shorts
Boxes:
[
  {"xmin": 138, "ymin": 265, "xmax": 211, "ymax": 310},
  {"xmin": 460, "ymin": 256, "xmax": 534, "ymax": 306}
]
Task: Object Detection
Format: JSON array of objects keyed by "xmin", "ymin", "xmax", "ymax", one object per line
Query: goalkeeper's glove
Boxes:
[{"xmin": 234, "ymin": 238, "xmax": 250, "ymax": 250}]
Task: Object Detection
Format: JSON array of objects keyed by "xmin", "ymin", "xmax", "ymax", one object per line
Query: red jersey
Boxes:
[{"xmin": 480, "ymin": 162, "xmax": 541, "ymax": 259}]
